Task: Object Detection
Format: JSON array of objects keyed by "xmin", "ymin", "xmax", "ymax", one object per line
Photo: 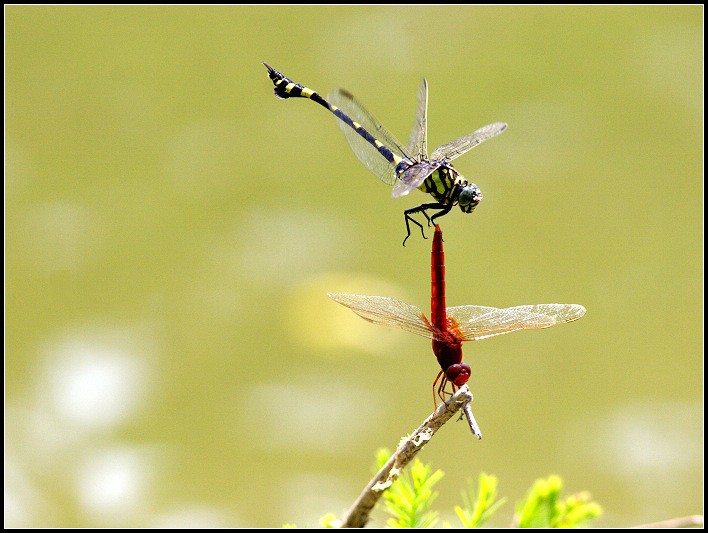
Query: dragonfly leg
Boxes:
[
  {"xmin": 429, "ymin": 203, "xmax": 454, "ymax": 226},
  {"xmin": 434, "ymin": 369, "xmax": 460, "ymax": 406},
  {"xmin": 403, "ymin": 212, "xmax": 428, "ymax": 246},
  {"xmin": 419, "ymin": 209, "xmax": 434, "ymax": 227},
  {"xmin": 436, "ymin": 374, "xmax": 457, "ymax": 406},
  {"xmin": 402, "ymin": 202, "xmax": 449, "ymax": 246},
  {"xmin": 432, "ymin": 370, "xmax": 444, "ymax": 409}
]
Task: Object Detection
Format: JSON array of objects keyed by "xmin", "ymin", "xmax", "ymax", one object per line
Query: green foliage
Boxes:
[
  {"xmin": 514, "ymin": 475, "xmax": 603, "ymax": 528},
  {"xmin": 454, "ymin": 472, "xmax": 507, "ymax": 528},
  {"xmin": 381, "ymin": 457, "xmax": 445, "ymax": 528},
  {"xmin": 290, "ymin": 451, "xmax": 603, "ymax": 528},
  {"xmin": 319, "ymin": 513, "xmax": 340, "ymax": 528}
]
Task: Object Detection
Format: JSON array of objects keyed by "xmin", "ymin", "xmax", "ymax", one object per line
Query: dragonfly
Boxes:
[
  {"xmin": 328, "ymin": 225, "xmax": 586, "ymax": 405},
  {"xmin": 264, "ymin": 62, "xmax": 507, "ymax": 245}
]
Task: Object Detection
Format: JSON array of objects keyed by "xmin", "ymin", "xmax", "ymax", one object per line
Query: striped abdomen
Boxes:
[{"xmin": 264, "ymin": 62, "xmax": 402, "ymax": 166}]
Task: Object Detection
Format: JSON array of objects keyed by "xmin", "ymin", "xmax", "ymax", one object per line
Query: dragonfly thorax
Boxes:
[
  {"xmin": 433, "ymin": 331, "xmax": 463, "ymax": 368},
  {"xmin": 418, "ymin": 166, "xmax": 482, "ymax": 214}
]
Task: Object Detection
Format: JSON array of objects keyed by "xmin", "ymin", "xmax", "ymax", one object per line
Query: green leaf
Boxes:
[
  {"xmin": 515, "ymin": 475, "xmax": 602, "ymax": 528},
  {"xmin": 319, "ymin": 513, "xmax": 340, "ymax": 528},
  {"xmin": 454, "ymin": 472, "xmax": 507, "ymax": 528},
  {"xmin": 381, "ymin": 458, "xmax": 444, "ymax": 528}
]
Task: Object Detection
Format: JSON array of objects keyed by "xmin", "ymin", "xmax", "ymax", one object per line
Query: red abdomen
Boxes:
[
  {"xmin": 431, "ymin": 225, "xmax": 446, "ymax": 332},
  {"xmin": 431, "ymin": 225, "xmax": 464, "ymax": 370}
]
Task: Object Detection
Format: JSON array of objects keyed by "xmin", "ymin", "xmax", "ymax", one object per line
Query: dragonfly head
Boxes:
[
  {"xmin": 446, "ymin": 363, "xmax": 471, "ymax": 387},
  {"xmin": 458, "ymin": 183, "xmax": 482, "ymax": 213}
]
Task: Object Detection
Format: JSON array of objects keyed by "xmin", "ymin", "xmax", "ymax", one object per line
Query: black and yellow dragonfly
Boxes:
[{"xmin": 264, "ymin": 62, "xmax": 507, "ymax": 245}]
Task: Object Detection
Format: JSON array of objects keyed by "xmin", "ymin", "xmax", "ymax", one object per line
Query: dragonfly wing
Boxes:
[
  {"xmin": 391, "ymin": 160, "xmax": 441, "ymax": 198},
  {"xmin": 328, "ymin": 89, "xmax": 413, "ymax": 186},
  {"xmin": 406, "ymin": 78, "xmax": 428, "ymax": 161},
  {"xmin": 430, "ymin": 122, "xmax": 507, "ymax": 163},
  {"xmin": 327, "ymin": 292, "xmax": 437, "ymax": 340},
  {"xmin": 447, "ymin": 303, "xmax": 586, "ymax": 341}
]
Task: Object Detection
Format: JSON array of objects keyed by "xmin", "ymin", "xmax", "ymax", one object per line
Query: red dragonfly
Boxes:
[{"xmin": 328, "ymin": 225, "xmax": 586, "ymax": 405}]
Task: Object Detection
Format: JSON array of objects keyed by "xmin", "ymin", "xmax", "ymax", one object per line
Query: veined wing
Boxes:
[
  {"xmin": 447, "ymin": 303, "xmax": 586, "ymax": 342},
  {"xmin": 430, "ymin": 122, "xmax": 508, "ymax": 163},
  {"xmin": 392, "ymin": 79, "xmax": 435, "ymax": 198},
  {"xmin": 406, "ymin": 78, "xmax": 428, "ymax": 161},
  {"xmin": 391, "ymin": 160, "xmax": 442, "ymax": 198},
  {"xmin": 327, "ymin": 293, "xmax": 439, "ymax": 340},
  {"xmin": 328, "ymin": 89, "xmax": 414, "ymax": 186}
]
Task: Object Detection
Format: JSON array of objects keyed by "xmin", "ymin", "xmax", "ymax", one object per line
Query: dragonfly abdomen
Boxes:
[
  {"xmin": 264, "ymin": 62, "xmax": 401, "ymax": 166},
  {"xmin": 431, "ymin": 224, "xmax": 447, "ymax": 329},
  {"xmin": 330, "ymin": 98, "xmax": 401, "ymax": 165}
]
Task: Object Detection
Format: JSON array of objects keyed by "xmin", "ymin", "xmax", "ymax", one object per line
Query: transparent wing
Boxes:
[
  {"xmin": 430, "ymin": 122, "xmax": 508, "ymax": 163},
  {"xmin": 447, "ymin": 303, "xmax": 586, "ymax": 341},
  {"xmin": 406, "ymin": 78, "xmax": 428, "ymax": 161},
  {"xmin": 327, "ymin": 292, "xmax": 438, "ymax": 340},
  {"xmin": 328, "ymin": 89, "xmax": 413, "ymax": 186},
  {"xmin": 391, "ymin": 160, "xmax": 442, "ymax": 198}
]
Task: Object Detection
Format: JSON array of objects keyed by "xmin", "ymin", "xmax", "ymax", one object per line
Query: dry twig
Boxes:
[{"xmin": 339, "ymin": 385, "xmax": 479, "ymax": 528}]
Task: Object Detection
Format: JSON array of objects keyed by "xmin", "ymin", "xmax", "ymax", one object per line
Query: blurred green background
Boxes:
[{"xmin": 5, "ymin": 5, "xmax": 702, "ymax": 528}]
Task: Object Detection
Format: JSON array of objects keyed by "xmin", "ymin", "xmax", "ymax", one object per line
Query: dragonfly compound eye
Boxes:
[
  {"xmin": 446, "ymin": 363, "xmax": 471, "ymax": 386},
  {"xmin": 458, "ymin": 185, "xmax": 482, "ymax": 213}
]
